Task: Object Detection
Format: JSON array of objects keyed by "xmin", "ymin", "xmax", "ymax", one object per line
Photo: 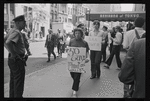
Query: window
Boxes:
[{"xmin": 4, "ymin": 4, "xmax": 7, "ymax": 14}]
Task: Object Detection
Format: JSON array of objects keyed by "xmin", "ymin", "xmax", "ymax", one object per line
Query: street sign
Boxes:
[{"xmin": 66, "ymin": 47, "xmax": 86, "ymax": 73}]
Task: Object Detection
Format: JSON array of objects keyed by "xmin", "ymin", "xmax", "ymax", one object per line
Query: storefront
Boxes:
[{"xmin": 86, "ymin": 11, "xmax": 145, "ymax": 22}]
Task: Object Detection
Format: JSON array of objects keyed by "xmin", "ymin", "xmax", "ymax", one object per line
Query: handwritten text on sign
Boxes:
[
  {"xmin": 84, "ymin": 36, "xmax": 102, "ymax": 51},
  {"xmin": 66, "ymin": 47, "xmax": 86, "ymax": 73}
]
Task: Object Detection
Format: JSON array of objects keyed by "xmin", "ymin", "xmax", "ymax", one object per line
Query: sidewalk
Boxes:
[
  {"xmin": 4, "ymin": 56, "xmax": 91, "ymax": 98},
  {"xmin": 4, "ymin": 49, "xmax": 126, "ymax": 98}
]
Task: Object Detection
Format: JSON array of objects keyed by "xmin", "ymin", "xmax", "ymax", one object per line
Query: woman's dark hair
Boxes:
[
  {"xmin": 93, "ymin": 20, "xmax": 100, "ymax": 27},
  {"xmin": 103, "ymin": 26, "xmax": 108, "ymax": 30},
  {"xmin": 73, "ymin": 28, "xmax": 84, "ymax": 37}
]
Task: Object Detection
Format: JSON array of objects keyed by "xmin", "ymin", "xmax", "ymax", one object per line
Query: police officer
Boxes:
[{"xmin": 4, "ymin": 15, "xmax": 27, "ymax": 98}]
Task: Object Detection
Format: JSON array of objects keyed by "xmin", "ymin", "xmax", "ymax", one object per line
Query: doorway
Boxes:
[{"xmin": 41, "ymin": 27, "xmax": 45, "ymax": 37}]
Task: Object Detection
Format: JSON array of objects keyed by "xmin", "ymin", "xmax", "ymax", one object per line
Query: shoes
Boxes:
[
  {"xmin": 104, "ymin": 64, "xmax": 109, "ymax": 69},
  {"xmin": 47, "ymin": 58, "xmax": 50, "ymax": 62},
  {"xmin": 72, "ymin": 93, "xmax": 77, "ymax": 98},
  {"xmin": 27, "ymin": 52, "xmax": 32, "ymax": 56},
  {"xmin": 90, "ymin": 76, "xmax": 96, "ymax": 79},
  {"xmin": 54, "ymin": 56, "xmax": 56, "ymax": 60},
  {"xmin": 97, "ymin": 76, "xmax": 100, "ymax": 79},
  {"xmin": 72, "ymin": 91, "xmax": 77, "ymax": 98}
]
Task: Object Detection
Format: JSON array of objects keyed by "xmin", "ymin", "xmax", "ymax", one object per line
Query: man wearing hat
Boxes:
[
  {"xmin": 45, "ymin": 29, "xmax": 56, "ymax": 62},
  {"xmin": 4, "ymin": 15, "xmax": 27, "ymax": 98}
]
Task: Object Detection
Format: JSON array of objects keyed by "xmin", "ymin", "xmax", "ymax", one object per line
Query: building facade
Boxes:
[
  {"xmin": 4, "ymin": 3, "xmax": 15, "ymax": 30},
  {"xmin": 49, "ymin": 3, "xmax": 59, "ymax": 29},
  {"xmin": 133, "ymin": 4, "xmax": 145, "ymax": 11},
  {"xmin": 110, "ymin": 4, "xmax": 121, "ymax": 12},
  {"xmin": 58, "ymin": 4, "xmax": 68, "ymax": 23},
  {"xmin": 15, "ymin": 3, "xmax": 50, "ymax": 39}
]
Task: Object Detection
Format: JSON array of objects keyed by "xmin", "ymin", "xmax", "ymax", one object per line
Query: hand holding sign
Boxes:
[{"xmin": 66, "ymin": 47, "xmax": 86, "ymax": 73}]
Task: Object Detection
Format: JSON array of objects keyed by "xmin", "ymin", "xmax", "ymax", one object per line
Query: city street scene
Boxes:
[{"xmin": 4, "ymin": 3, "xmax": 145, "ymax": 98}]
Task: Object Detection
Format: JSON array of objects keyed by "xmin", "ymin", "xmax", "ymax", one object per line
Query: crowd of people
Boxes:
[{"xmin": 4, "ymin": 14, "xmax": 145, "ymax": 98}]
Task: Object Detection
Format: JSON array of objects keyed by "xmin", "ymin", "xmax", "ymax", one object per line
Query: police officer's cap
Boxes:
[{"xmin": 13, "ymin": 15, "xmax": 25, "ymax": 22}]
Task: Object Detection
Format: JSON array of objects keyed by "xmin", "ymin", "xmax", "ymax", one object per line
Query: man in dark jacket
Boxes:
[
  {"xmin": 45, "ymin": 29, "xmax": 56, "ymax": 62},
  {"xmin": 118, "ymin": 38, "xmax": 145, "ymax": 98}
]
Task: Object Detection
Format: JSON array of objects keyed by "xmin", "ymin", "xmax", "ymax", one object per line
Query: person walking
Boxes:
[
  {"xmin": 56, "ymin": 29, "xmax": 61, "ymax": 56},
  {"xmin": 4, "ymin": 15, "xmax": 27, "ymax": 98},
  {"xmin": 101, "ymin": 26, "xmax": 108, "ymax": 62},
  {"xmin": 68, "ymin": 28, "xmax": 90, "ymax": 97},
  {"xmin": 21, "ymin": 28, "xmax": 32, "ymax": 55},
  {"xmin": 104, "ymin": 26, "xmax": 122, "ymax": 69},
  {"xmin": 118, "ymin": 38, "xmax": 145, "ymax": 98},
  {"xmin": 122, "ymin": 17, "xmax": 145, "ymax": 98},
  {"xmin": 108, "ymin": 27, "xmax": 116, "ymax": 54},
  {"xmin": 45, "ymin": 29, "xmax": 56, "ymax": 62},
  {"xmin": 89, "ymin": 20, "xmax": 103, "ymax": 79}
]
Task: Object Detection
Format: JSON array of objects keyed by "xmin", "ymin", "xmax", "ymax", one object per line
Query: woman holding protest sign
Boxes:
[
  {"xmin": 68, "ymin": 28, "xmax": 90, "ymax": 98},
  {"xmin": 89, "ymin": 20, "xmax": 103, "ymax": 79}
]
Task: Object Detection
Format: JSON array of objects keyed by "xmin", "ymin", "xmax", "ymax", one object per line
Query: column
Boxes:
[{"xmin": 8, "ymin": 3, "xmax": 11, "ymax": 29}]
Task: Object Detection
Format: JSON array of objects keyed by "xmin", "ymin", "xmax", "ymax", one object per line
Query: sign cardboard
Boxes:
[
  {"xmin": 66, "ymin": 47, "xmax": 86, "ymax": 73},
  {"xmin": 84, "ymin": 36, "xmax": 102, "ymax": 51}
]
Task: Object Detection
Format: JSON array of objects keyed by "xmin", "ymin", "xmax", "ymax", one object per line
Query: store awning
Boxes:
[{"xmin": 86, "ymin": 11, "xmax": 145, "ymax": 22}]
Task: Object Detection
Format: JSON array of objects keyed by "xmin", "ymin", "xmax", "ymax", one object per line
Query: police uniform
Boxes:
[{"xmin": 4, "ymin": 15, "xmax": 26, "ymax": 98}]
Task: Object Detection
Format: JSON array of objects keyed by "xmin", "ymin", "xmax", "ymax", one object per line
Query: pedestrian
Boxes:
[
  {"xmin": 21, "ymin": 28, "xmax": 32, "ymax": 56},
  {"xmin": 77, "ymin": 23, "xmax": 86, "ymax": 39},
  {"xmin": 84, "ymin": 28, "xmax": 89, "ymax": 36},
  {"xmin": 122, "ymin": 17, "xmax": 145, "ymax": 98},
  {"xmin": 108, "ymin": 27, "xmax": 116, "ymax": 54},
  {"xmin": 4, "ymin": 15, "xmax": 27, "ymax": 98},
  {"xmin": 45, "ymin": 29, "xmax": 56, "ymax": 62},
  {"xmin": 89, "ymin": 20, "xmax": 103, "ymax": 79},
  {"xmin": 27, "ymin": 28, "xmax": 31, "ymax": 39},
  {"xmin": 101, "ymin": 26, "xmax": 108, "ymax": 62},
  {"xmin": 56, "ymin": 29, "xmax": 61, "ymax": 56},
  {"xmin": 123, "ymin": 17, "xmax": 145, "ymax": 51},
  {"xmin": 126, "ymin": 21, "xmax": 133, "ymax": 31},
  {"xmin": 118, "ymin": 38, "xmax": 145, "ymax": 98},
  {"xmin": 104, "ymin": 26, "xmax": 122, "ymax": 70},
  {"xmin": 39, "ymin": 30, "xmax": 43, "ymax": 39},
  {"xmin": 68, "ymin": 28, "xmax": 90, "ymax": 97}
]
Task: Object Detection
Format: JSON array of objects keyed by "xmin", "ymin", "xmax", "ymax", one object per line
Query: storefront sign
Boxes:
[
  {"xmin": 84, "ymin": 36, "xmax": 102, "ymax": 51},
  {"xmin": 86, "ymin": 12, "xmax": 145, "ymax": 21},
  {"xmin": 66, "ymin": 47, "xmax": 86, "ymax": 73}
]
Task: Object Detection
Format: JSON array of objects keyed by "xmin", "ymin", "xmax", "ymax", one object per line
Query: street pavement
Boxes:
[{"xmin": 4, "ymin": 40, "xmax": 126, "ymax": 98}]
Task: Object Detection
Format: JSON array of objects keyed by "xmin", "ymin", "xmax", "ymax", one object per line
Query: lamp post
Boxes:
[{"xmin": 87, "ymin": 8, "xmax": 91, "ymax": 34}]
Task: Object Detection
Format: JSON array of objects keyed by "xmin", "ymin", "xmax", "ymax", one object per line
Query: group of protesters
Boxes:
[
  {"xmin": 4, "ymin": 14, "xmax": 145, "ymax": 98},
  {"xmin": 65, "ymin": 17, "xmax": 145, "ymax": 98}
]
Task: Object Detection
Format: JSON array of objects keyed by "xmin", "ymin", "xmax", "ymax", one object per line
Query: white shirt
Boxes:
[
  {"xmin": 112, "ymin": 32, "xmax": 122, "ymax": 45},
  {"xmin": 123, "ymin": 27, "xmax": 145, "ymax": 49}
]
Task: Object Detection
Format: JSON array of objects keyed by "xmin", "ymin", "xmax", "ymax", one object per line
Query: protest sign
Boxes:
[
  {"xmin": 66, "ymin": 47, "xmax": 86, "ymax": 73},
  {"xmin": 84, "ymin": 36, "xmax": 102, "ymax": 51}
]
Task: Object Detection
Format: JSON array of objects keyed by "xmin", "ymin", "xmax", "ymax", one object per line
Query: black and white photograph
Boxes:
[{"xmin": 4, "ymin": 3, "xmax": 146, "ymax": 98}]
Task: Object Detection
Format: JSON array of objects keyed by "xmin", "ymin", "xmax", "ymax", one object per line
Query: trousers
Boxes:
[
  {"xmin": 47, "ymin": 45, "xmax": 56, "ymax": 59},
  {"xmin": 101, "ymin": 43, "xmax": 108, "ymax": 62},
  {"xmin": 70, "ymin": 72, "xmax": 81, "ymax": 91},
  {"xmin": 8, "ymin": 54, "xmax": 25, "ymax": 98},
  {"xmin": 105, "ymin": 45, "xmax": 122, "ymax": 68},
  {"xmin": 90, "ymin": 50, "xmax": 102, "ymax": 77}
]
